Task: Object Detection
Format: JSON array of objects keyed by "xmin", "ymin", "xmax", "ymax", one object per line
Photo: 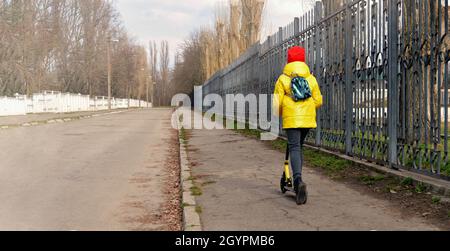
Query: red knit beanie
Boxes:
[{"xmin": 287, "ymin": 46, "xmax": 306, "ymax": 63}]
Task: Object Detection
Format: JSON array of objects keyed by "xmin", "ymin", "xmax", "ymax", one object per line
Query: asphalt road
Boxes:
[{"xmin": 0, "ymin": 108, "xmax": 175, "ymax": 230}]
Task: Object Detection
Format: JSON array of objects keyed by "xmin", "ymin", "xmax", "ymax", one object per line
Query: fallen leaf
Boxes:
[{"xmin": 422, "ymin": 212, "xmax": 431, "ymax": 217}]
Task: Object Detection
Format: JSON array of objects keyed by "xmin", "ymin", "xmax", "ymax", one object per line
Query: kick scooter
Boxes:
[
  {"xmin": 280, "ymin": 145, "xmax": 293, "ymax": 194},
  {"xmin": 280, "ymin": 145, "xmax": 308, "ymax": 205}
]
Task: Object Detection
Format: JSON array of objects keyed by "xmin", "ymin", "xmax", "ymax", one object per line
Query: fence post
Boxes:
[
  {"xmin": 278, "ymin": 27, "xmax": 283, "ymax": 46},
  {"xmin": 278, "ymin": 26, "xmax": 283, "ymax": 72},
  {"xmin": 278, "ymin": 27, "xmax": 284, "ymax": 135},
  {"xmin": 344, "ymin": 3, "xmax": 353, "ymax": 155},
  {"xmin": 294, "ymin": 17, "xmax": 300, "ymax": 45},
  {"xmin": 314, "ymin": 1, "xmax": 323, "ymax": 146},
  {"xmin": 387, "ymin": 0, "xmax": 399, "ymax": 169}
]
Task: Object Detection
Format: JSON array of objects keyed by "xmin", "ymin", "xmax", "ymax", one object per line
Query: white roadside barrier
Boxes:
[
  {"xmin": 0, "ymin": 96, "xmax": 27, "ymax": 116},
  {"xmin": 1, "ymin": 91, "xmax": 151, "ymax": 117}
]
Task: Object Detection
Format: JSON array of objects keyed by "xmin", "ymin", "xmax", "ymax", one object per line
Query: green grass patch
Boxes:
[
  {"xmin": 432, "ymin": 196, "xmax": 441, "ymax": 204},
  {"xmin": 360, "ymin": 174, "xmax": 386, "ymax": 185},
  {"xmin": 304, "ymin": 148, "xmax": 351, "ymax": 175},
  {"xmin": 232, "ymin": 124, "xmax": 261, "ymax": 138},
  {"xmin": 180, "ymin": 127, "xmax": 187, "ymax": 141},
  {"xmin": 400, "ymin": 177, "xmax": 414, "ymax": 186},
  {"xmin": 271, "ymin": 139, "xmax": 288, "ymax": 152},
  {"xmin": 415, "ymin": 182, "xmax": 428, "ymax": 193},
  {"xmin": 195, "ymin": 206, "xmax": 203, "ymax": 214},
  {"xmin": 190, "ymin": 185, "xmax": 203, "ymax": 196},
  {"xmin": 443, "ymin": 163, "xmax": 450, "ymax": 177},
  {"xmin": 181, "ymin": 202, "xmax": 193, "ymax": 208}
]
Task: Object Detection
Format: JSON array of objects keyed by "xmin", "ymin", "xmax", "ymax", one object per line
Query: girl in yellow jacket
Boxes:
[{"xmin": 273, "ymin": 46, "xmax": 323, "ymax": 204}]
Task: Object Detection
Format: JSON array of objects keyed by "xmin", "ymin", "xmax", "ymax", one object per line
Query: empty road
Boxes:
[{"xmin": 0, "ymin": 108, "xmax": 178, "ymax": 231}]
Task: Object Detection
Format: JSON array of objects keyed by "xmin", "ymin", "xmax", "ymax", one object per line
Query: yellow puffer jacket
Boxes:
[{"xmin": 273, "ymin": 62, "xmax": 323, "ymax": 129}]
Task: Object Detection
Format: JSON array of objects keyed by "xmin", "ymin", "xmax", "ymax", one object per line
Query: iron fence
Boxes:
[{"xmin": 200, "ymin": 0, "xmax": 450, "ymax": 180}]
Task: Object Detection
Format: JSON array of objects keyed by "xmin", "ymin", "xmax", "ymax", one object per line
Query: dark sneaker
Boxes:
[
  {"xmin": 292, "ymin": 177, "xmax": 303, "ymax": 194},
  {"xmin": 296, "ymin": 182, "xmax": 308, "ymax": 205},
  {"xmin": 294, "ymin": 178, "xmax": 301, "ymax": 194}
]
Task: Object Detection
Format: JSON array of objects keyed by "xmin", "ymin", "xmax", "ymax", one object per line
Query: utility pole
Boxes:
[
  {"xmin": 147, "ymin": 75, "xmax": 151, "ymax": 108},
  {"xmin": 107, "ymin": 37, "xmax": 112, "ymax": 110},
  {"xmin": 153, "ymin": 81, "xmax": 158, "ymax": 107},
  {"xmin": 159, "ymin": 82, "xmax": 162, "ymax": 107},
  {"xmin": 107, "ymin": 36, "xmax": 119, "ymax": 110}
]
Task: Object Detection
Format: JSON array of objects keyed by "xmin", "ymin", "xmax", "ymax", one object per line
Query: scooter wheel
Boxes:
[{"xmin": 280, "ymin": 174, "xmax": 288, "ymax": 194}]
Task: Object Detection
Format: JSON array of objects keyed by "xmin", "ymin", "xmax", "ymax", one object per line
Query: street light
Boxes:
[
  {"xmin": 146, "ymin": 74, "xmax": 150, "ymax": 108},
  {"xmin": 145, "ymin": 71, "xmax": 151, "ymax": 108},
  {"xmin": 107, "ymin": 37, "xmax": 119, "ymax": 110},
  {"xmin": 152, "ymin": 81, "xmax": 157, "ymax": 107},
  {"xmin": 139, "ymin": 68, "xmax": 145, "ymax": 108}
]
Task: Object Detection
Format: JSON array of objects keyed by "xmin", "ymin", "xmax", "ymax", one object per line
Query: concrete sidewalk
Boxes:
[{"xmin": 185, "ymin": 128, "xmax": 439, "ymax": 231}]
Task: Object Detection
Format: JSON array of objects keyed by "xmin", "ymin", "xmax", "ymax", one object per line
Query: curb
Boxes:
[
  {"xmin": 0, "ymin": 109, "xmax": 138, "ymax": 131},
  {"xmin": 177, "ymin": 128, "xmax": 202, "ymax": 231},
  {"xmin": 178, "ymin": 132, "xmax": 203, "ymax": 231},
  {"xmin": 305, "ymin": 145, "xmax": 450, "ymax": 197}
]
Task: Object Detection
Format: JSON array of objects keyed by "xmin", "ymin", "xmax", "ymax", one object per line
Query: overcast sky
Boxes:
[{"xmin": 114, "ymin": 0, "xmax": 317, "ymax": 61}]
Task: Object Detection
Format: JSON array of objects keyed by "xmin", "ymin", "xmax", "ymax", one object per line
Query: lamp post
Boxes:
[
  {"xmin": 107, "ymin": 37, "xmax": 119, "ymax": 110},
  {"xmin": 139, "ymin": 68, "xmax": 145, "ymax": 108},
  {"xmin": 153, "ymin": 81, "xmax": 157, "ymax": 107},
  {"xmin": 147, "ymin": 74, "xmax": 151, "ymax": 108}
]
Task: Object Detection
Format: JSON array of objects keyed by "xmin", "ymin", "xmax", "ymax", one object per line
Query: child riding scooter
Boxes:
[{"xmin": 273, "ymin": 46, "xmax": 323, "ymax": 205}]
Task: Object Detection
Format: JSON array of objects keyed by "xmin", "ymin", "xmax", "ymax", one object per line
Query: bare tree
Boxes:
[
  {"xmin": 0, "ymin": 0, "xmax": 149, "ymax": 100},
  {"xmin": 229, "ymin": 0, "xmax": 242, "ymax": 61},
  {"xmin": 240, "ymin": 0, "xmax": 266, "ymax": 51},
  {"xmin": 171, "ymin": 31, "xmax": 205, "ymax": 97}
]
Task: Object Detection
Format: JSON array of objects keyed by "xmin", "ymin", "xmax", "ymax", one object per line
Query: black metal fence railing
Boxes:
[{"xmin": 200, "ymin": 0, "xmax": 450, "ymax": 180}]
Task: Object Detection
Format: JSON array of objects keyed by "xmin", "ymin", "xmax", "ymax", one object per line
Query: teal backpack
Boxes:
[{"xmin": 288, "ymin": 74, "xmax": 312, "ymax": 102}]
